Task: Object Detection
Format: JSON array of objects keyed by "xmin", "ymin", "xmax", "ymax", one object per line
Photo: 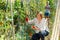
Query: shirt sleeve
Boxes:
[
  {"xmin": 43, "ymin": 18, "xmax": 49, "ymax": 31},
  {"xmin": 28, "ymin": 18, "xmax": 35, "ymax": 24}
]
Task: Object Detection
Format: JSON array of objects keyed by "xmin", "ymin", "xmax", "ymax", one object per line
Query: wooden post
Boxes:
[
  {"xmin": 10, "ymin": 0, "xmax": 15, "ymax": 40},
  {"xmin": 50, "ymin": 0, "xmax": 60, "ymax": 40}
]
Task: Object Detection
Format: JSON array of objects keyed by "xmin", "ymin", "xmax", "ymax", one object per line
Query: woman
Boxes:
[{"xmin": 26, "ymin": 11, "xmax": 49, "ymax": 40}]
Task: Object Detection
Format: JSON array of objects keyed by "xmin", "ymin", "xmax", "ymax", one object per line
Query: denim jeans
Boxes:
[
  {"xmin": 41, "ymin": 30, "xmax": 49, "ymax": 36},
  {"xmin": 31, "ymin": 30, "xmax": 49, "ymax": 40},
  {"xmin": 45, "ymin": 10, "xmax": 50, "ymax": 17}
]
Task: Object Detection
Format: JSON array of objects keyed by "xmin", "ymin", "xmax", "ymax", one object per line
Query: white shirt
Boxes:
[{"xmin": 28, "ymin": 18, "xmax": 49, "ymax": 33}]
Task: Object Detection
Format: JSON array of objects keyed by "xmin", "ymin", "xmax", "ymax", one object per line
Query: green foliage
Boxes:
[
  {"xmin": 14, "ymin": 1, "xmax": 26, "ymax": 23},
  {"xmin": 48, "ymin": 0, "xmax": 56, "ymax": 11},
  {"xmin": 0, "ymin": 2, "xmax": 6, "ymax": 11}
]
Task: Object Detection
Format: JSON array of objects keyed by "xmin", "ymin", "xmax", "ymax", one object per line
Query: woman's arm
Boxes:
[
  {"xmin": 43, "ymin": 18, "xmax": 49, "ymax": 31},
  {"xmin": 25, "ymin": 17, "xmax": 35, "ymax": 24},
  {"xmin": 31, "ymin": 26, "xmax": 40, "ymax": 30},
  {"xmin": 28, "ymin": 19, "xmax": 35, "ymax": 24}
]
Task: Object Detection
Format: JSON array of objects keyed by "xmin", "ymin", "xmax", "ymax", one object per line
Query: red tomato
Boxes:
[{"xmin": 25, "ymin": 17, "xmax": 29, "ymax": 22}]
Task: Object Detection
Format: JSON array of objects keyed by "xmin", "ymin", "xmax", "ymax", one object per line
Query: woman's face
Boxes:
[{"xmin": 37, "ymin": 13, "xmax": 42, "ymax": 19}]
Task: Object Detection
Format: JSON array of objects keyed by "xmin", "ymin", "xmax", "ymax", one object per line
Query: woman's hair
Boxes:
[{"xmin": 36, "ymin": 11, "xmax": 43, "ymax": 19}]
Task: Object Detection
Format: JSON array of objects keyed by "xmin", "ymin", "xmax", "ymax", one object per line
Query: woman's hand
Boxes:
[{"xmin": 31, "ymin": 26, "xmax": 40, "ymax": 30}]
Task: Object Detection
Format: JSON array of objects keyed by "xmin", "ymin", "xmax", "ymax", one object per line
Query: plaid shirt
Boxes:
[{"xmin": 28, "ymin": 18, "xmax": 49, "ymax": 33}]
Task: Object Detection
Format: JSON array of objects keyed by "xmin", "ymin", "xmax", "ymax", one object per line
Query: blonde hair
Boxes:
[{"xmin": 36, "ymin": 11, "xmax": 43, "ymax": 19}]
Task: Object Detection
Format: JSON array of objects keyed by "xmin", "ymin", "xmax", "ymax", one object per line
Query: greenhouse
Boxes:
[{"xmin": 0, "ymin": 0, "xmax": 60, "ymax": 40}]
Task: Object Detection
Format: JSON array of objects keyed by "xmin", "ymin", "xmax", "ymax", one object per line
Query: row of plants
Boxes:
[{"xmin": 0, "ymin": 0, "xmax": 56, "ymax": 40}]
